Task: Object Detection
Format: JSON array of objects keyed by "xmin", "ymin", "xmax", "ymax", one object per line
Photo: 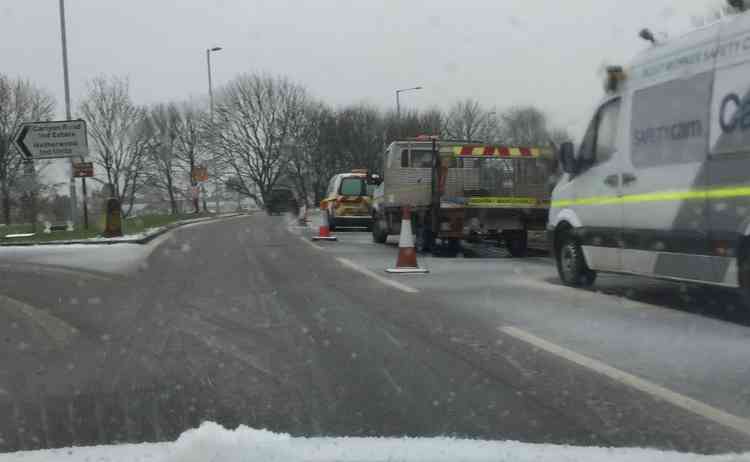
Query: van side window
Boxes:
[
  {"xmin": 631, "ymin": 71, "xmax": 711, "ymax": 168},
  {"xmin": 579, "ymin": 99, "xmax": 621, "ymax": 167},
  {"xmin": 401, "ymin": 149, "xmax": 409, "ymax": 168}
]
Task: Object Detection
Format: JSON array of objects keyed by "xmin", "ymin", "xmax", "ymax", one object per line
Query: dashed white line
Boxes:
[
  {"xmin": 300, "ymin": 236, "xmax": 323, "ymax": 251},
  {"xmin": 499, "ymin": 325, "xmax": 750, "ymax": 437},
  {"xmin": 382, "ymin": 368, "xmax": 403, "ymax": 394},
  {"xmin": 336, "ymin": 257, "xmax": 419, "ymax": 294},
  {"xmin": 381, "ymin": 327, "xmax": 404, "ymax": 348}
]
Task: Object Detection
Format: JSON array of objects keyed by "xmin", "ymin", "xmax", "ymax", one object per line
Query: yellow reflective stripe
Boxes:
[
  {"xmin": 467, "ymin": 196, "xmax": 538, "ymax": 206},
  {"xmin": 552, "ymin": 185, "xmax": 750, "ymax": 208},
  {"xmin": 706, "ymin": 186, "xmax": 750, "ymax": 199}
]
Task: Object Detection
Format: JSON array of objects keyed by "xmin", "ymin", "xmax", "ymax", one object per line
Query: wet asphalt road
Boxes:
[{"xmin": 0, "ymin": 213, "xmax": 749, "ymax": 454}]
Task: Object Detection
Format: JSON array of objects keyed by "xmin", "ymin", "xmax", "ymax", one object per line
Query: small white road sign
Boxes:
[{"xmin": 13, "ymin": 120, "xmax": 88, "ymax": 160}]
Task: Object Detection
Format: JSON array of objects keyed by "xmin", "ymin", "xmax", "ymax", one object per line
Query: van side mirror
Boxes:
[
  {"xmin": 368, "ymin": 174, "xmax": 383, "ymax": 186},
  {"xmin": 558, "ymin": 142, "xmax": 577, "ymax": 174}
]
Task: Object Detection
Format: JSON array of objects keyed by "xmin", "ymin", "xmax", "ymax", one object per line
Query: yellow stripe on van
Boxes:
[{"xmin": 552, "ymin": 185, "xmax": 750, "ymax": 207}]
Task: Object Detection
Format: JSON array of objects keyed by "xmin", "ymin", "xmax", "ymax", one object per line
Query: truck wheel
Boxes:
[
  {"xmin": 556, "ymin": 231, "xmax": 596, "ymax": 287},
  {"xmin": 504, "ymin": 230, "xmax": 528, "ymax": 257},
  {"xmin": 415, "ymin": 226, "xmax": 434, "ymax": 253},
  {"xmin": 447, "ymin": 238, "xmax": 461, "ymax": 255},
  {"xmin": 372, "ymin": 216, "xmax": 388, "ymax": 244}
]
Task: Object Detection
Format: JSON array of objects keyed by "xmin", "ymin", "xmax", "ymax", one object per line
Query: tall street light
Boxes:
[
  {"xmin": 206, "ymin": 46, "xmax": 222, "ymax": 213},
  {"xmin": 207, "ymin": 46, "xmax": 222, "ymax": 118},
  {"xmin": 59, "ymin": 0, "xmax": 79, "ymax": 227},
  {"xmin": 395, "ymin": 86, "xmax": 422, "ymax": 118}
]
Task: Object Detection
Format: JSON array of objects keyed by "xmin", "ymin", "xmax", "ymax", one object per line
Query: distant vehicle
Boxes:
[
  {"xmin": 266, "ymin": 187, "xmax": 299, "ymax": 216},
  {"xmin": 550, "ymin": 12, "xmax": 750, "ymax": 299},
  {"xmin": 372, "ymin": 137, "xmax": 557, "ymax": 256},
  {"xmin": 321, "ymin": 170, "xmax": 378, "ymax": 230}
]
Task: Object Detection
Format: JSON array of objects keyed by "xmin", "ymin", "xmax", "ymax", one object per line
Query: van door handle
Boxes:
[
  {"xmin": 622, "ymin": 173, "xmax": 637, "ymax": 186},
  {"xmin": 603, "ymin": 174, "xmax": 619, "ymax": 187}
]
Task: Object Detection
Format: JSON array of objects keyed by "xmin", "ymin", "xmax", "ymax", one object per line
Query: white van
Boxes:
[{"xmin": 549, "ymin": 11, "xmax": 750, "ymax": 299}]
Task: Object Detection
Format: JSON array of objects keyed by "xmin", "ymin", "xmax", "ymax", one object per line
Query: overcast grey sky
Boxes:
[{"xmin": 0, "ymin": 0, "xmax": 726, "ymax": 138}]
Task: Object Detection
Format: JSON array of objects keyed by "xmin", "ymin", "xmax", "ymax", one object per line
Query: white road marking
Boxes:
[
  {"xmin": 336, "ymin": 257, "xmax": 419, "ymax": 294},
  {"xmin": 381, "ymin": 327, "xmax": 403, "ymax": 348},
  {"xmin": 300, "ymin": 236, "xmax": 323, "ymax": 251},
  {"xmin": 0, "ymin": 294, "xmax": 78, "ymax": 348},
  {"xmin": 382, "ymin": 368, "xmax": 403, "ymax": 394},
  {"xmin": 499, "ymin": 325, "xmax": 750, "ymax": 437}
]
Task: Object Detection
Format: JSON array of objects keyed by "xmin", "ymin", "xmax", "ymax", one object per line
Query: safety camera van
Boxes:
[{"xmin": 549, "ymin": 10, "xmax": 750, "ymax": 300}]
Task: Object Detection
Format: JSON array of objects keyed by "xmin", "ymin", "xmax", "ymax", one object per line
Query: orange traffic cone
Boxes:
[
  {"xmin": 312, "ymin": 206, "xmax": 337, "ymax": 241},
  {"xmin": 386, "ymin": 206, "xmax": 428, "ymax": 274}
]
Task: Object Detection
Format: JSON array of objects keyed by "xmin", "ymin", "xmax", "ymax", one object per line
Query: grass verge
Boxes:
[{"xmin": 0, "ymin": 212, "xmax": 216, "ymax": 244}]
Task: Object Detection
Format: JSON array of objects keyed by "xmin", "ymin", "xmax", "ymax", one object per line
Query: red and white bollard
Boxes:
[
  {"xmin": 312, "ymin": 206, "xmax": 337, "ymax": 241},
  {"xmin": 386, "ymin": 206, "xmax": 428, "ymax": 274}
]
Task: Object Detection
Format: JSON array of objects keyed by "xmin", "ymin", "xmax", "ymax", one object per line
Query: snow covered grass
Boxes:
[
  {"xmin": 0, "ymin": 212, "xmax": 216, "ymax": 245},
  {"xmin": 1, "ymin": 422, "xmax": 747, "ymax": 462}
]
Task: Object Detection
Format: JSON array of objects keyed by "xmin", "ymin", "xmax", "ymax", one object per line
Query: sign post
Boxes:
[
  {"xmin": 191, "ymin": 166, "xmax": 209, "ymax": 213},
  {"xmin": 73, "ymin": 161, "xmax": 94, "ymax": 230}
]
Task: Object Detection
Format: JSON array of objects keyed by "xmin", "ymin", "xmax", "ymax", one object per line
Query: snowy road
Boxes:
[{"xmin": 0, "ymin": 214, "xmax": 749, "ymax": 455}]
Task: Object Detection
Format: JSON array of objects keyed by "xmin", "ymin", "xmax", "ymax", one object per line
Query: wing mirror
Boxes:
[
  {"xmin": 368, "ymin": 174, "xmax": 383, "ymax": 186},
  {"xmin": 558, "ymin": 142, "xmax": 577, "ymax": 174}
]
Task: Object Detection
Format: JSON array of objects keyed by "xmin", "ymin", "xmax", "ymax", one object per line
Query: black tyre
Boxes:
[
  {"xmin": 415, "ymin": 226, "xmax": 434, "ymax": 253},
  {"xmin": 738, "ymin": 243, "xmax": 750, "ymax": 307},
  {"xmin": 504, "ymin": 230, "xmax": 528, "ymax": 258},
  {"xmin": 556, "ymin": 231, "xmax": 596, "ymax": 287},
  {"xmin": 372, "ymin": 216, "xmax": 388, "ymax": 244},
  {"xmin": 327, "ymin": 212, "xmax": 337, "ymax": 231}
]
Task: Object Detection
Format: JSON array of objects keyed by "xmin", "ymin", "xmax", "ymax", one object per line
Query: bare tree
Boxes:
[
  {"xmin": 0, "ymin": 75, "xmax": 55, "ymax": 223},
  {"xmin": 174, "ymin": 102, "xmax": 209, "ymax": 213},
  {"xmin": 499, "ymin": 106, "xmax": 551, "ymax": 145},
  {"xmin": 79, "ymin": 76, "xmax": 152, "ymax": 217},
  {"xmin": 335, "ymin": 103, "xmax": 383, "ymax": 173},
  {"xmin": 443, "ymin": 98, "xmax": 496, "ymax": 142},
  {"xmin": 213, "ymin": 73, "xmax": 309, "ymax": 206},
  {"xmin": 383, "ymin": 107, "xmax": 444, "ymax": 145},
  {"xmin": 145, "ymin": 103, "xmax": 181, "ymax": 214}
]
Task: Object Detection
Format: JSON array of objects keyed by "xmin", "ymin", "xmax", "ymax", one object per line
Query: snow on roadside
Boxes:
[
  {"xmin": 0, "ymin": 422, "xmax": 746, "ymax": 462},
  {"xmin": 0, "ymin": 241, "xmax": 156, "ymax": 275}
]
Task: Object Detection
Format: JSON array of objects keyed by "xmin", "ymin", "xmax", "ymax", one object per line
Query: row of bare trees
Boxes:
[
  {"xmin": 210, "ymin": 75, "xmax": 570, "ymax": 204},
  {"xmin": 0, "ymin": 70, "xmax": 570, "ymax": 223}
]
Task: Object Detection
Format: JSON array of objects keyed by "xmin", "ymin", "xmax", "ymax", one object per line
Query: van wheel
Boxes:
[
  {"xmin": 556, "ymin": 232, "xmax": 596, "ymax": 287},
  {"xmin": 372, "ymin": 216, "xmax": 388, "ymax": 244},
  {"xmin": 504, "ymin": 229, "xmax": 528, "ymax": 257},
  {"xmin": 327, "ymin": 212, "xmax": 337, "ymax": 231}
]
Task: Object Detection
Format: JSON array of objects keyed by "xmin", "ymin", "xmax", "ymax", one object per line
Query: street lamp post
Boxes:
[
  {"xmin": 59, "ymin": 0, "xmax": 79, "ymax": 228},
  {"xmin": 395, "ymin": 86, "xmax": 423, "ymax": 119},
  {"xmin": 206, "ymin": 46, "xmax": 222, "ymax": 118},
  {"xmin": 205, "ymin": 46, "xmax": 222, "ymax": 212}
]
